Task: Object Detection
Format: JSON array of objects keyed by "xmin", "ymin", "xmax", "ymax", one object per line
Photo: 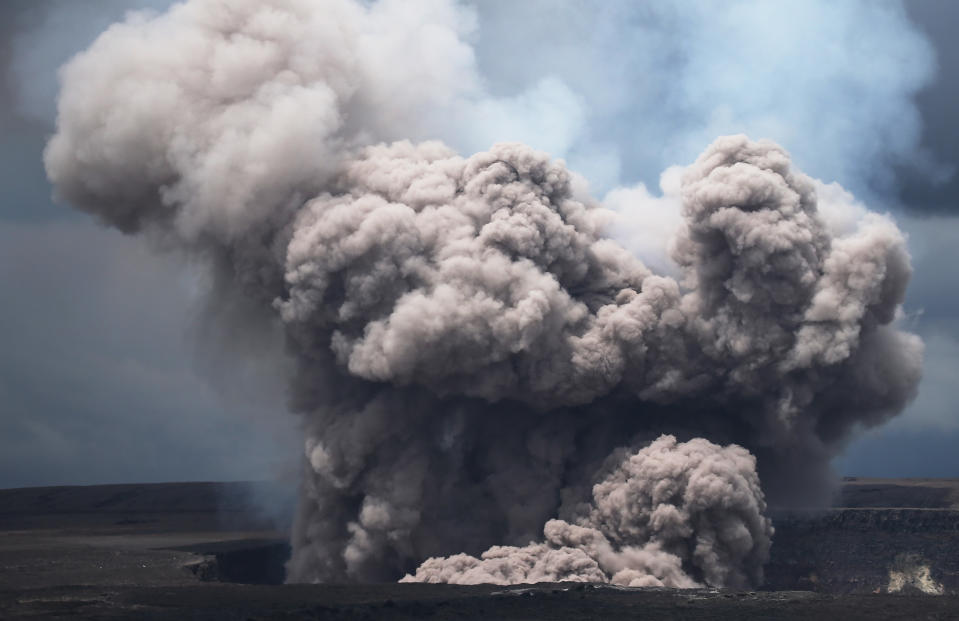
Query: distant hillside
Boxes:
[
  {"xmin": 837, "ymin": 478, "xmax": 959, "ymax": 509},
  {"xmin": 0, "ymin": 480, "xmax": 295, "ymax": 531},
  {"xmin": 3, "ymin": 477, "xmax": 957, "ymax": 521}
]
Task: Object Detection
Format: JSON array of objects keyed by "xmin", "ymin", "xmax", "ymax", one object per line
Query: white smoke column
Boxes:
[
  {"xmin": 469, "ymin": 0, "xmax": 935, "ymax": 198},
  {"xmin": 45, "ymin": 0, "xmax": 922, "ymax": 586},
  {"xmin": 403, "ymin": 435, "xmax": 772, "ymax": 588}
]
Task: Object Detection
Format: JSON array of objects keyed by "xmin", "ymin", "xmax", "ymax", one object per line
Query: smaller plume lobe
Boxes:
[{"xmin": 402, "ymin": 435, "xmax": 772, "ymax": 588}]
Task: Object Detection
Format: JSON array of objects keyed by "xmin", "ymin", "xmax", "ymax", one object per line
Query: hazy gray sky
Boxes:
[{"xmin": 1, "ymin": 0, "xmax": 957, "ymax": 488}]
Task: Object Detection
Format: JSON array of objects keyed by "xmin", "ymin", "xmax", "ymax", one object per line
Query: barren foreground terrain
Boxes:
[{"xmin": 2, "ymin": 479, "xmax": 959, "ymax": 619}]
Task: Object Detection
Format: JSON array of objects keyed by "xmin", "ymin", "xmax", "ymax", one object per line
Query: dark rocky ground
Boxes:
[
  {"xmin": 2, "ymin": 479, "xmax": 959, "ymax": 619},
  {"xmin": 7, "ymin": 583, "xmax": 959, "ymax": 620}
]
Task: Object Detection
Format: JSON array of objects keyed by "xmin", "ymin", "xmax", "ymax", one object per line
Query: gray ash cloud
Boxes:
[
  {"xmin": 45, "ymin": 0, "xmax": 922, "ymax": 587},
  {"xmin": 402, "ymin": 435, "xmax": 772, "ymax": 588}
]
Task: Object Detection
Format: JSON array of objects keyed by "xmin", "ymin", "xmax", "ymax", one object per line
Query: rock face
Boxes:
[
  {"xmin": 763, "ymin": 479, "xmax": 959, "ymax": 594},
  {"xmin": 765, "ymin": 509, "xmax": 959, "ymax": 593}
]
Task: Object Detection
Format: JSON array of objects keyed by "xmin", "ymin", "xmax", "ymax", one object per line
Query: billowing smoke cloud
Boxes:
[
  {"xmin": 46, "ymin": 0, "xmax": 922, "ymax": 587},
  {"xmin": 402, "ymin": 435, "xmax": 772, "ymax": 588}
]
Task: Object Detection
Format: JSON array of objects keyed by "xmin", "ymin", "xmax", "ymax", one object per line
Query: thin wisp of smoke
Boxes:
[{"xmin": 45, "ymin": 0, "xmax": 922, "ymax": 588}]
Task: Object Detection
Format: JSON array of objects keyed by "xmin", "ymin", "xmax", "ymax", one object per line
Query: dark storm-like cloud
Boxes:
[{"xmin": 895, "ymin": 1, "xmax": 959, "ymax": 213}]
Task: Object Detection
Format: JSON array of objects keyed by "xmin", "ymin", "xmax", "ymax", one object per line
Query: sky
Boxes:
[{"xmin": 1, "ymin": 0, "xmax": 957, "ymax": 488}]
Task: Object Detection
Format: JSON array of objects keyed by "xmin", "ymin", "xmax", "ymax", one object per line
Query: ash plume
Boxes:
[
  {"xmin": 45, "ymin": 0, "xmax": 922, "ymax": 587},
  {"xmin": 402, "ymin": 435, "xmax": 771, "ymax": 588}
]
